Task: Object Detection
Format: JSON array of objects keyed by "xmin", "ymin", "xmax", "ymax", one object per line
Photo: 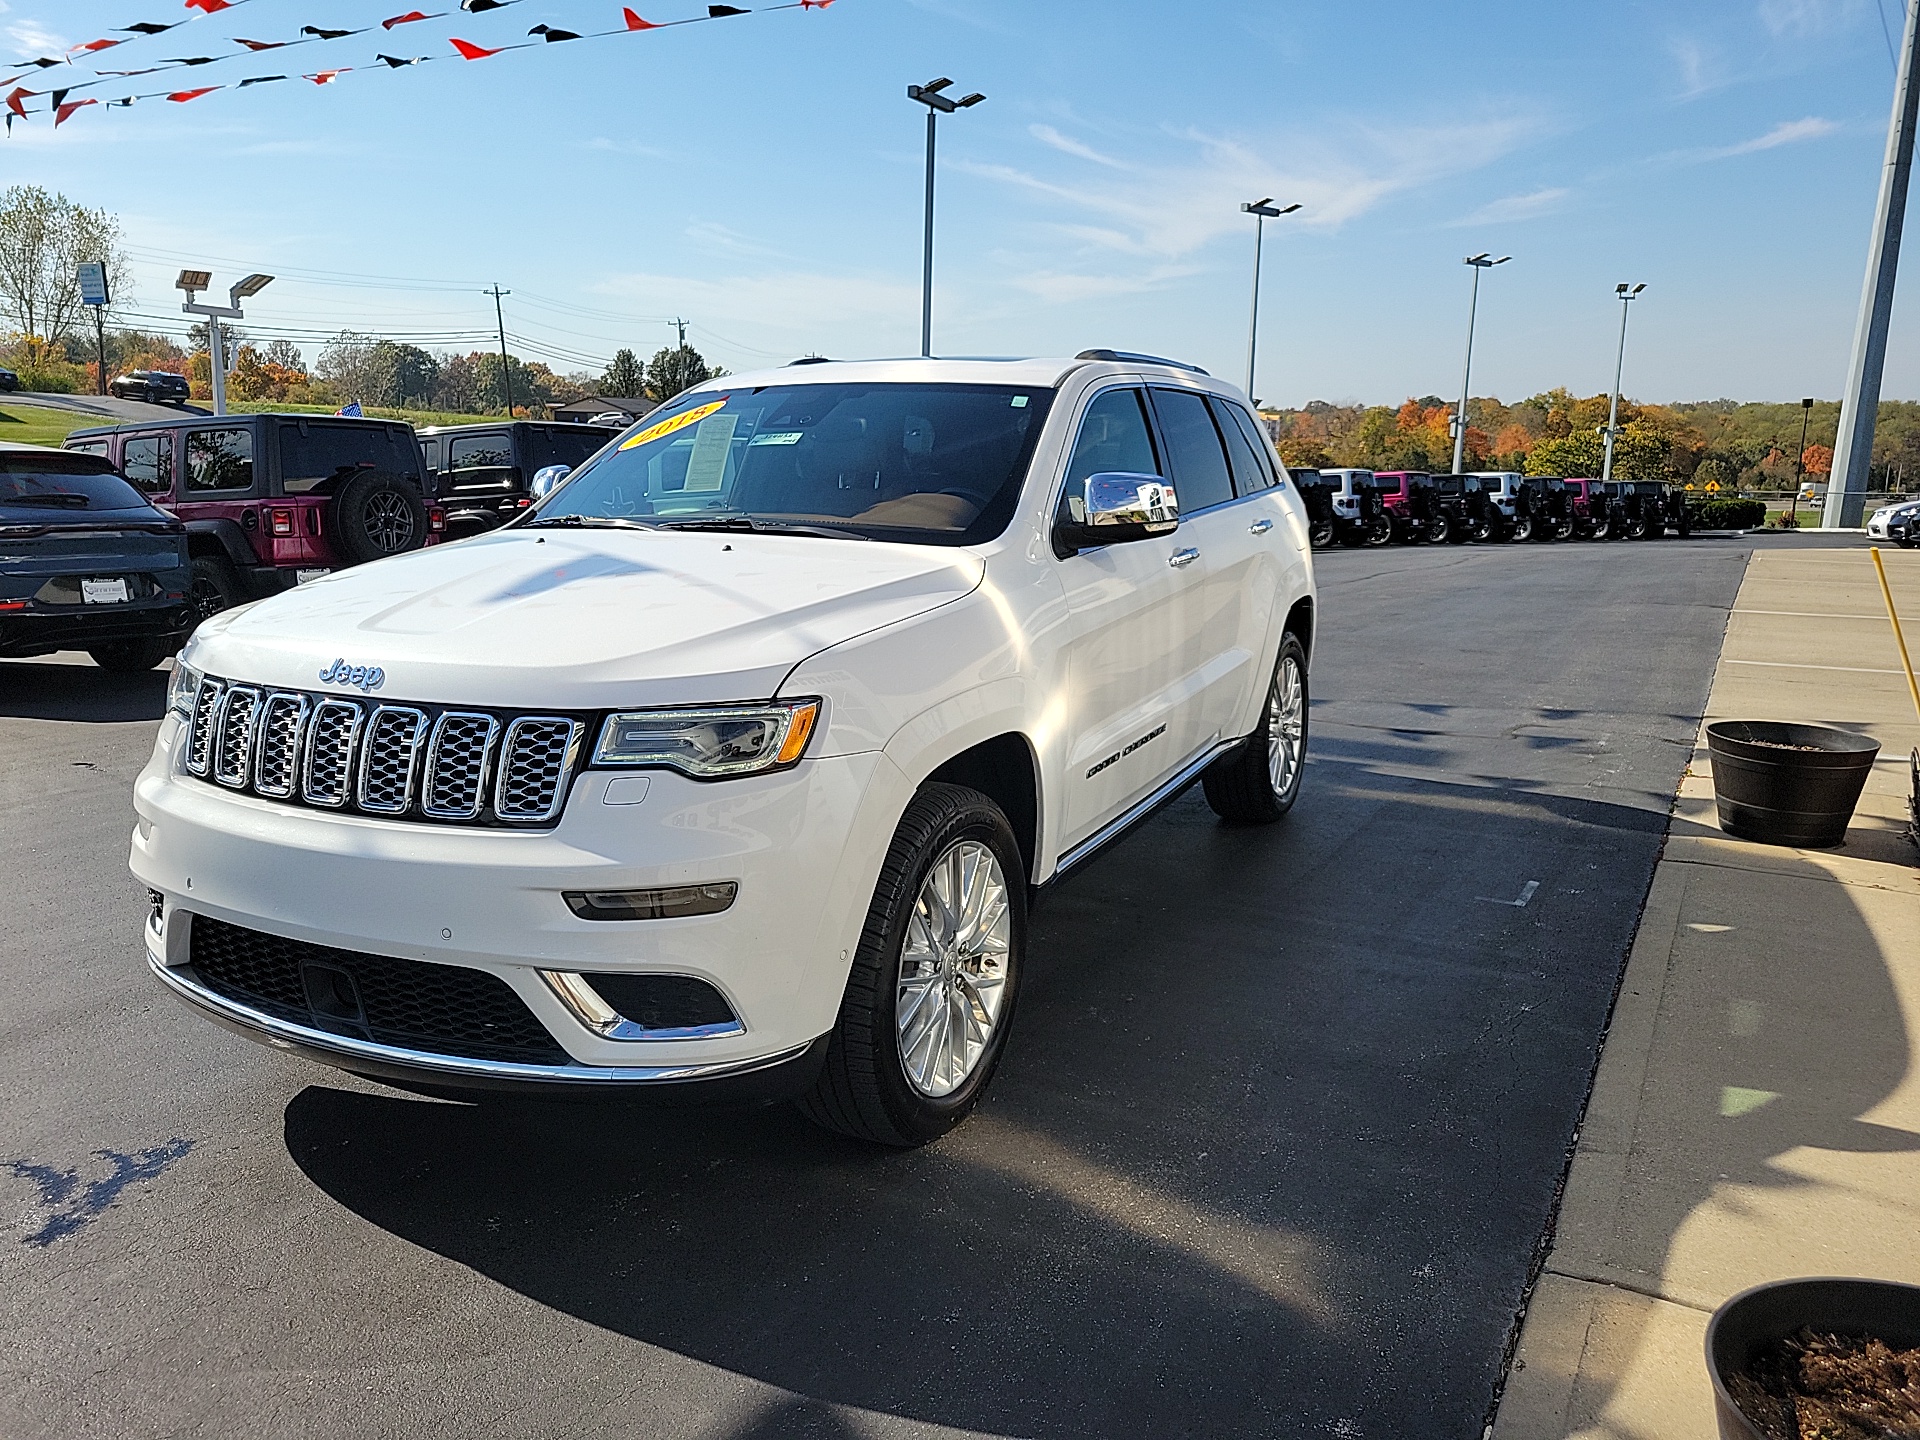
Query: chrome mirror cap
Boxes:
[
  {"xmin": 529, "ymin": 465, "xmax": 572, "ymax": 499},
  {"xmin": 1083, "ymin": 471, "xmax": 1179, "ymax": 532}
]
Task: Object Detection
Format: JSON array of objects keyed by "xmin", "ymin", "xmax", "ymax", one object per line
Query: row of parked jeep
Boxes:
[{"xmin": 1293, "ymin": 469, "xmax": 1698, "ymax": 548}]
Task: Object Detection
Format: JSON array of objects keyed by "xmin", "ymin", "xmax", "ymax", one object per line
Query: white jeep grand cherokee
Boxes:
[{"xmin": 133, "ymin": 353, "xmax": 1316, "ymax": 1146}]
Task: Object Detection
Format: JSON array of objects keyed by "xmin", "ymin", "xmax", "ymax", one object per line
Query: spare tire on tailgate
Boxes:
[{"xmin": 329, "ymin": 469, "xmax": 429, "ymax": 566}]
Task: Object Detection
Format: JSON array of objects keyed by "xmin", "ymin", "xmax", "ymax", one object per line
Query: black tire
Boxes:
[
  {"xmin": 1424, "ymin": 513, "xmax": 1452, "ymax": 544},
  {"xmin": 187, "ymin": 555, "xmax": 241, "ymax": 628},
  {"xmin": 1202, "ymin": 632, "xmax": 1308, "ymax": 824},
  {"xmin": 1623, "ymin": 515, "xmax": 1649, "ymax": 540},
  {"xmin": 798, "ymin": 783, "xmax": 1026, "ymax": 1147},
  {"xmin": 329, "ymin": 471, "xmax": 429, "ymax": 566},
  {"xmin": 1307, "ymin": 518, "xmax": 1335, "ymax": 549},
  {"xmin": 1511, "ymin": 515, "xmax": 1534, "ymax": 542},
  {"xmin": 88, "ymin": 637, "xmax": 175, "ymax": 672},
  {"xmin": 1361, "ymin": 515, "xmax": 1393, "ymax": 547}
]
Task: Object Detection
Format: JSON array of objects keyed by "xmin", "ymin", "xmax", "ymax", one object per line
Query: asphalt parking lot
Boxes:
[{"xmin": 0, "ymin": 533, "xmax": 1867, "ymax": 1439}]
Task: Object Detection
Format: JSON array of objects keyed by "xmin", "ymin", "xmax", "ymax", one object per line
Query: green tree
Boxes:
[
  {"xmin": 602, "ymin": 347, "xmax": 645, "ymax": 398},
  {"xmin": 0, "ymin": 185, "xmax": 129, "ymax": 356},
  {"xmin": 645, "ymin": 343, "xmax": 725, "ymax": 402}
]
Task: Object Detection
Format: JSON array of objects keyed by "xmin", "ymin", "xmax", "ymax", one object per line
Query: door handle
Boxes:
[
  {"xmin": 1169, "ymin": 547, "xmax": 1200, "ymax": 568},
  {"xmin": 1249, "ymin": 518, "xmax": 1273, "ymax": 535}
]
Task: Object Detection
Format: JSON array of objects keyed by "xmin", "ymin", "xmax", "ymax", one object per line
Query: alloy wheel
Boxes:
[
  {"xmin": 187, "ymin": 576, "xmax": 227, "ymax": 626},
  {"xmin": 363, "ymin": 490, "xmax": 417, "ymax": 552},
  {"xmin": 896, "ymin": 839, "xmax": 1012, "ymax": 1098},
  {"xmin": 1267, "ymin": 654, "xmax": 1305, "ymax": 798}
]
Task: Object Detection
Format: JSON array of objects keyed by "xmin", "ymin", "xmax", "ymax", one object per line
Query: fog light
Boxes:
[{"xmin": 563, "ymin": 883, "xmax": 737, "ymax": 921}]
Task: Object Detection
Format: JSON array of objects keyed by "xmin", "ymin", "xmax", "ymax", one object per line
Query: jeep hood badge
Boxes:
[{"xmin": 318, "ymin": 658, "xmax": 385, "ymax": 692}]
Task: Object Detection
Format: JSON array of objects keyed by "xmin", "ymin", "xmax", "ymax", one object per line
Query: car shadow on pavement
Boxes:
[
  {"xmin": 0, "ymin": 657, "xmax": 169, "ymax": 723},
  {"xmin": 281, "ymin": 759, "xmax": 1718, "ymax": 1438}
]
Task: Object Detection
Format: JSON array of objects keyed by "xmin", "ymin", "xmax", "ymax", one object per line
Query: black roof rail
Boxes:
[
  {"xmin": 1074, "ymin": 348, "xmax": 1210, "ymax": 376},
  {"xmin": 788, "ymin": 355, "xmax": 833, "ymax": 365}
]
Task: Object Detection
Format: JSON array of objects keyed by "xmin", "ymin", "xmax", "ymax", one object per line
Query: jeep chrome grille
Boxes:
[{"xmin": 182, "ymin": 675, "xmax": 582, "ymax": 827}]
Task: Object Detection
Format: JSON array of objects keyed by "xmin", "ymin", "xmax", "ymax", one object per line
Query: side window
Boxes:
[
  {"xmin": 1150, "ymin": 389, "xmax": 1234, "ymax": 513},
  {"xmin": 1211, "ymin": 397, "xmax": 1276, "ymax": 496},
  {"xmin": 420, "ymin": 438, "xmax": 442, "ymax": 474},
  {"xmin": 185, "ymin": 428, "xmax": 253, "ymax": 493},
  {"xmin": 450, "ymin": 434, "xmax": 513, "ymax": 470},
  {"xmin": 122, "ymin": 435, "xmax": 173, "ymax": 495},
  {"xmin": 68, "ymin": 440, "xmax": 109, "ymax": 458},
  {"xmin": 1059, "ymin": 388, "xmax": 1160, "ymax": 523}
]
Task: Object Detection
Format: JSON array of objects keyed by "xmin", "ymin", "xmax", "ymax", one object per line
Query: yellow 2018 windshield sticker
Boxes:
[{"xmin": 619, "ymin": 399, "xmax": 727, "ymax": 451}]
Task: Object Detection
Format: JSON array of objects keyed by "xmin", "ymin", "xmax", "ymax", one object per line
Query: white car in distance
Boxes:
[{"xmin": 133, "ymin": 352, "xmax": 1318, "ymax": 1146}]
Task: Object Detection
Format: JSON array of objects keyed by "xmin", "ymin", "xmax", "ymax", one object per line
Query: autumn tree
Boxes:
[{"xmin": 0, "ymin": 186, "xmax": 129, "ymax": 359}]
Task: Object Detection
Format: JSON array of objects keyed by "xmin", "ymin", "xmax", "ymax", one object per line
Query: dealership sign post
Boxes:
[{"xmin": 76, "ymin": 262, "xmax": 110, "ymax": 397}]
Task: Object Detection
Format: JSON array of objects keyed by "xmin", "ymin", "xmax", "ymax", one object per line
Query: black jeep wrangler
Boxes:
[{"xmin": 416, "ymin": 421, "xmax": 617, "ymax": 538}]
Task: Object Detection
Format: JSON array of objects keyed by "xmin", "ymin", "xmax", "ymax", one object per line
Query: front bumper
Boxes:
[{"xmin": 133, "ymin": 714, "xmax": 909, "ymax": 1086}]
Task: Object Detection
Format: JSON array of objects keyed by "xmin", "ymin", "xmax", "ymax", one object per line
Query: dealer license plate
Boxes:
[{"xmin": 81, "ymin": 578, "xmax": 130, "ymax": 605}]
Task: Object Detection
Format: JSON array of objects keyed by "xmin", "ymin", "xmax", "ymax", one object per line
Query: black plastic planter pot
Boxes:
[
  {"xmin": 1706, "ymin": 1277, "xmax": 1920, "ymax": 1440},
  {"xmin": 1705, "ymin": 721, "xmax": 1880, "ymax": 848}
]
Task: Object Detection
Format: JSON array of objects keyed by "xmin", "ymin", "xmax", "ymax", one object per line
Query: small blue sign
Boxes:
[{"xmin": 76, "ymin": 262, "xmax": 109, "ymax": 307}]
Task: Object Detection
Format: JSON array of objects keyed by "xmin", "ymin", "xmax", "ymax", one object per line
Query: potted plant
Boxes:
[
  {"xmin": 1705, "ymin": 721, "xmax": 1880, "ymax": 848},
  {"xmin": 1706, "ymin": 1277, "xmax": 1920, "ymax": 1438}
]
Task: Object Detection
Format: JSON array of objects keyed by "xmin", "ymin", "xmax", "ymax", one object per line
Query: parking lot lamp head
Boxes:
[
  {"xmin": 908, "ymin": 75, "xmax": 985, "ymax": 357},
  {"xmin": 231, "ymin": 273, "xmax": 274, "ymax": 302},
  {"xmin": 1452, "ymin": 255, "xmax": 1511, "ymax": 473},
  {"xmin": 175, "ymin": 269, "xmax": 211, "ymax": 300},
  {"xmin": 1241, "ymin": 200, "xmax": 1301, "ymax": 400}
]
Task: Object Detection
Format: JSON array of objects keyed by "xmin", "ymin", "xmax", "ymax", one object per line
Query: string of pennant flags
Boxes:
[{"xmin": 4, "ymin": 0, "xmax": 833, "ymax": 130}]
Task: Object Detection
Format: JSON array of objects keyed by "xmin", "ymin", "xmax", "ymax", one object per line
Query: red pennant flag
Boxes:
[
  {"xmin": 235, "ymin": 38, "xmax": 288, "ymax": 50},
  {"xmin": 623, "ymin": 9, "xmax": 660, "ymax": 28},
  {"xmin": 55, "ymin": 98, "xmax": 96, "ymax": 126},
  {"xmin": 308, "ymin": 68, "xmax": 346, "ymax": 83},
  {"xmin": 5, "ymin": 87, "xmax": 32, "ymax": 118},
  {"xmin": 184, "ymin": 0, "xmax": 234, "ymax": 12},
  {"xmin": 382, "ymin": 10, "xmax": 437, "ymax": 28},
  {"xmin": 72, "ymin": 38, "xmax": 123, "ymax": 54},
  {"xmin": 168, "ymin": 86, "xmax": 218, "ymax": 101},
  {"xmin": 799, "ymin": 0, "xmax": 833, "ymax": 8},
  {"xmin": 449, "ymin": 37, "xmax": 502, "ymax": 58}
]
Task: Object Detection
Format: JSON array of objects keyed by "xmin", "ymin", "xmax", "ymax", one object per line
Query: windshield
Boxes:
[
  {"xmin": 1, "ymin": 453, "xmax": 151, "ymax": 510},
  {"xmin": 531, "ymin": 382, "xmax": 1055, "ymax": 544}
]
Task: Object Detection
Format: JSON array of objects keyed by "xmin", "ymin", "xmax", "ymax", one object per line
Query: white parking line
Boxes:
[
  {"xmin": 1723, "ymin": 659, "xmax": 1907, "ymax": 675},
  {"xmin": 1731, "ymin": 610, "xmax": 1890, "ymax": 620},
  {"xmin": 1478, "ymin": 880, "xmax": 1540, "ymax": 908}
]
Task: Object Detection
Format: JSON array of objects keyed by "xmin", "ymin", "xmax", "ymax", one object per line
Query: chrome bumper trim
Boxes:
[
  {"xmin": 1053, "ymin": 737, "xmax": 1239, "ymax": 880},
  {"xmin": 148, "ymin": 953, "xmax": 812, "ymax": 1085}
]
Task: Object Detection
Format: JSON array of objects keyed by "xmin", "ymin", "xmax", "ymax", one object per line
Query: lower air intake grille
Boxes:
[{"xmin": 186, "ymin": 915, "xmax": 570, "ymax": 1066}]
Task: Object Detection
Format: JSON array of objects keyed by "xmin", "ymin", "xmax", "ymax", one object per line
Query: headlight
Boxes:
[
  {"xmin": 592, "ymin": 698, "xmax": 821, "ymax": 778},
  {"xmin": 167, "ymin": 661, "xmax": 203, "ymax": 719}
]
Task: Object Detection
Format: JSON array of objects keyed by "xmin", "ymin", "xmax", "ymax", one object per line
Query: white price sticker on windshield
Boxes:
[
  {"xmin": 682, "ymin": 414, "xmax": 738, "ymax": 493},
  {"xmin": 81, "ymin": 578, "xmax": 130, "ymax": 605}
]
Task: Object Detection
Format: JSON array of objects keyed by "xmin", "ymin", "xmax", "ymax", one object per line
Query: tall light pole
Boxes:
[
  {"xmin": 485, "ymin": 284, "xmax": 513, "ymax": 416},
  {"xmin": 1826, "ymin": 0, "xmax": 1920, "ymax": 527},
  {"xmin": 1600, "ymin": 283, "xmax": 1646, "ymax": 484},
  {"xmin": 179, "ymin": 269, "xmax": 273, "ymax": 418},
  {"xmin": 1791, "ymin": 396, "xmax": 1815, "ymax": 525},
  {"xmin": 1451, "ymin": 253, "xmax": 1510, "ymax": 474},
  {"xmin": 907, "ymin": 76, "xmax": 985, "ymax": 358},
  {"xmin": 1241, "ymin": 198, "xmax": 1300, "ymax": 401}
]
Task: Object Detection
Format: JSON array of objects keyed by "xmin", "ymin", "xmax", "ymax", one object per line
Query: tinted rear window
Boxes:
[
  {"xmin": 0, "ymin": 453, "xmax": 150, "ymax": 510},
  {"xmin": 278, "ymin": 423, "xmax": 419, "ymax": 494},
  {"xmin": 526, "ymin": 428, "xmax": 609, "ymax": 472}
]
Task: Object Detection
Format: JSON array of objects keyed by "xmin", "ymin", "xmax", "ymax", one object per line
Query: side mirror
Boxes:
[
  {"xmin": 530, "ymin": 464, "xmax": 572, "ymax": 499},
  {"xmin": 1055, "ymin": 472, "xmax": 1179, "ymax": 556}
]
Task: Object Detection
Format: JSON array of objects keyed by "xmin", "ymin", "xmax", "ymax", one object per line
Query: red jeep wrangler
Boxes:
[{"xmin": 65, "ymin": 413, "xmax": 442, "ymax": 624}]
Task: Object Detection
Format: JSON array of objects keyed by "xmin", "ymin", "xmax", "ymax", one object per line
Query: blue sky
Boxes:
[{"xmin": 5, "ymin": 0, "xmax": 1916, "ymax": 406}]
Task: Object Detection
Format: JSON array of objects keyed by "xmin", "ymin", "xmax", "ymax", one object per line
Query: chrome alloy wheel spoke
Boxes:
[
  {"xmin": 896, "ymin": 839, "xmax": 1011, "ymax": 1098},
  {"xmin": 1268, "ymin": 658, "xmax": 1304, "ymax": 796}
]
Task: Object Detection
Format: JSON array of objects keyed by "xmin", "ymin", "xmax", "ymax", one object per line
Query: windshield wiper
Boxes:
[
  {"xmin": 656, "ymin": 516, "xmax": 868, "ymax": 541},
  {"xmin": 525, "ymin": 513, "xmax": 658, "ymax": 531}
]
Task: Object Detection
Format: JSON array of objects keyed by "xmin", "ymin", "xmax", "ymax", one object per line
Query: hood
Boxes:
[{"xmin": 187, "ymin": 527, "xmax": 983, "ymax": 709}]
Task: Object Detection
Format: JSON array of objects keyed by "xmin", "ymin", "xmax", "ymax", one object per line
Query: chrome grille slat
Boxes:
[
  {"xmin": 213, "ymin": 687, "xmax": 261, "ymax": 789},
  {"xmin": 182, "ymin": 674, "xmax": 581, "ymax": 827},
  {"xmin": 185, "ymin": 677, "xmax": 225, "ymax": 776},
  {"xmin": 301, "ymin": 700, "xmax": 363, "ymax": 808},
  {"xmin": 357, "ymin": 706, "xmax": 428, "ymax": 815},
  {"xmin": 252, "ymin": 693, "xmax": 310, "ymax": 799},
  {"xmin": 496, "ymin": 717, "xmax": 582, "ymax": 823},
  {"xmin": 423, "ymin": 712, "xmax": 500, "ymax": 820}
]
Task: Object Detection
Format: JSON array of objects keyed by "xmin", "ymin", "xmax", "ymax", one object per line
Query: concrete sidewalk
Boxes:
[{"xmin": 1493, "ymin": 546, "xmax": 1920, "ymax": 1439}]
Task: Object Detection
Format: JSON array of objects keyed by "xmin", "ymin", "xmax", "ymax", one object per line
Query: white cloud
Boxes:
[
  {"xmin": 1449, "ymin": 187, "xmax": 1571, "ymax": 227},
  {"xmin": 1758, "ymin": 0, "xmax": 1860, "ymax": 36},
  {"xmin": 4, "ymin": 18, "xmax": 63, "ymax": 59},
  {"xmin": 1029, "ymin": 124, "xmax": 1126, "ymax": 170},
  {"xmin": 1713, "ymin": 115, "xmax": 1841, "ymax": 156}
]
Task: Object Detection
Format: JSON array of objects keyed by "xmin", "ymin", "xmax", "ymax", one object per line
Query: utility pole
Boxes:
[
  {"xmin": 669, "ymin": 317, "xmax": 688, "ymax": 349},
  {"xmin": 1601, "ymin": 284, "xmax": 1646, "ymax": 484},
  {"xmin": 907, "ymin": 76, "xmax": 985, "ymax": 358},
  {"xmin": 1241, "ymin": 199, "xmax": 1300, "ymax": 401},
  {"xmin": 1827, "ymin": 0, "xmax": 1920, "ymax": 527},
  {"xmin": 1452, "ymin": 254, "xmax": 1510, "ymax": 474},
  {"xmin": 486, "ymin": 284, "xmax": 513, "ymax": 417}
]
